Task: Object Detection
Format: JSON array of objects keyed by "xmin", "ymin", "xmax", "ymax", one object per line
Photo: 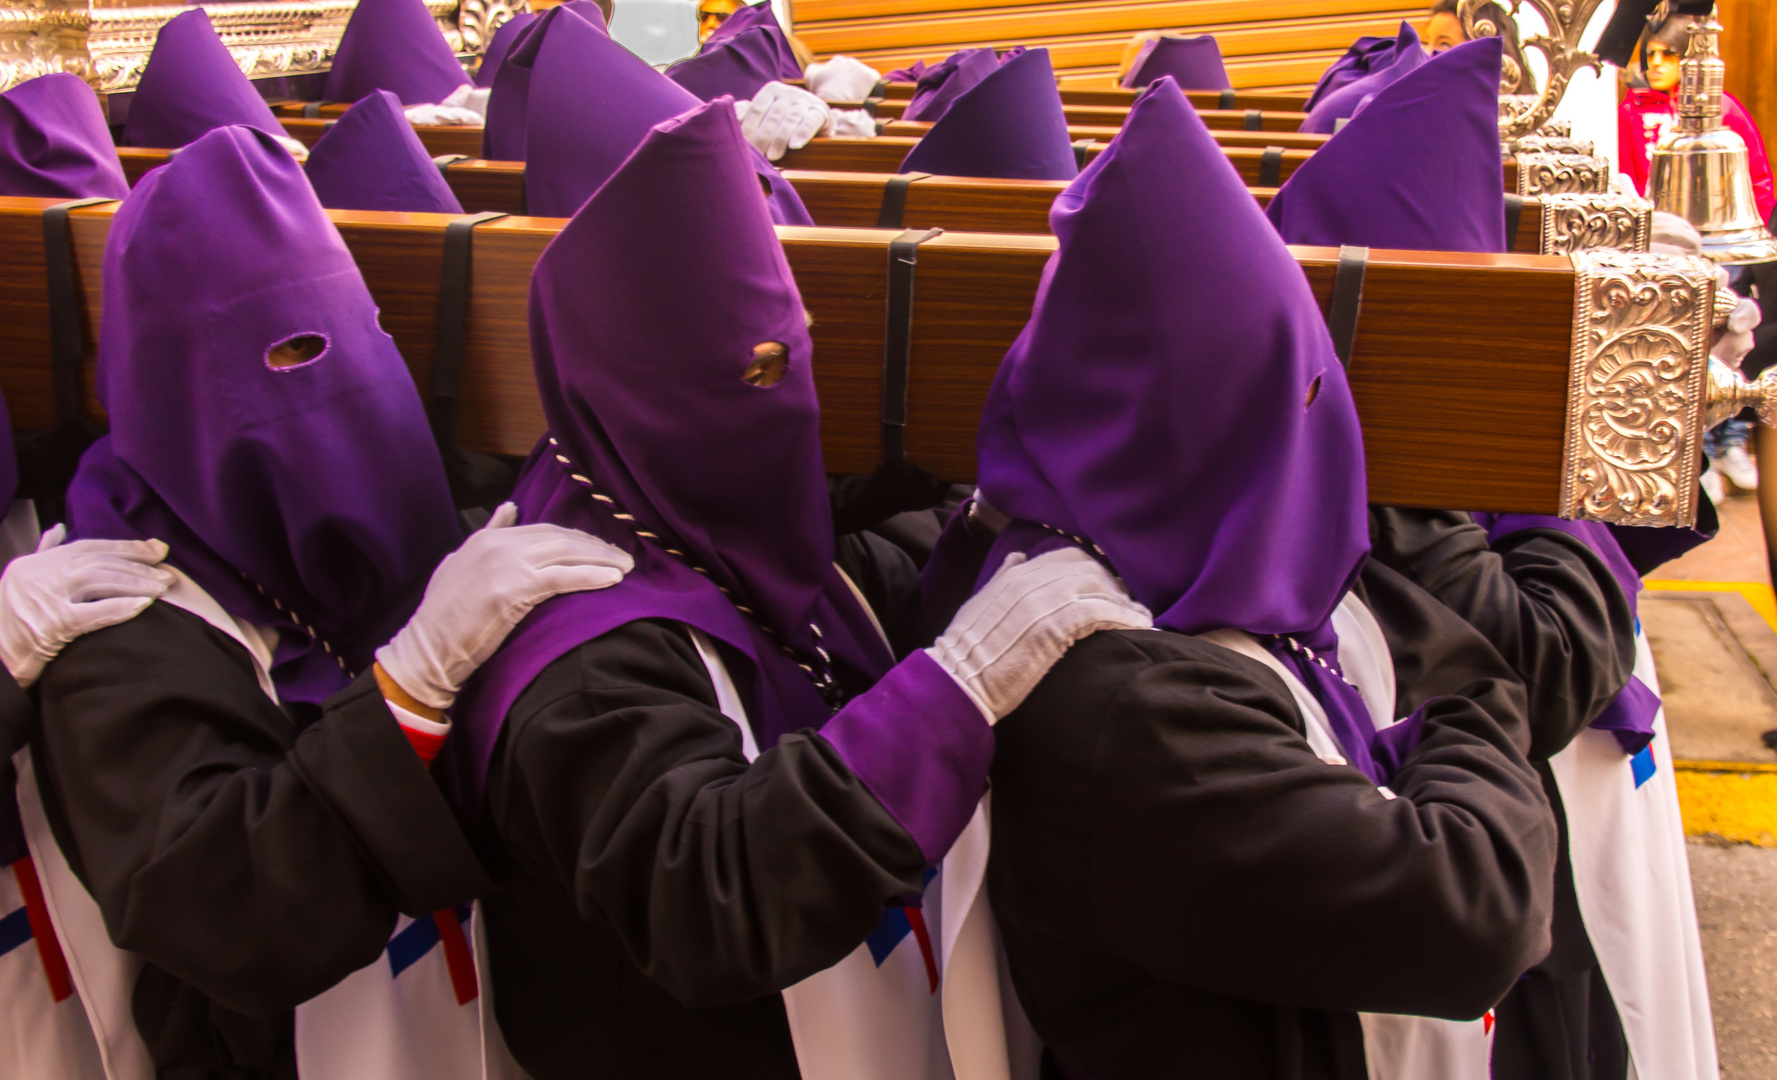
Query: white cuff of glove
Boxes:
[
  {"xmin": 805, "ymin": 55, "xmax": 882, "ymax": 102},
  {"xmin": 827, "ymin": 109, "xmax": 877, "ymax": 139}
]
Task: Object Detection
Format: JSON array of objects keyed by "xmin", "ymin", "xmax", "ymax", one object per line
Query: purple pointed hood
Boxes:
[
  {"xmin": 883, "ymin": 59, "xmax": 928, "ymax": 83},
  {"xmin": 305, "ymin": 90, "xmax": 465, "ymax": 213},
  {"xmin": 900, "ymin": 47, "xmax": 1077, "ymax": 181},
  {"xmin": 979, "ymin": 77, "xmax": 1368, "ymax": 641},
  {"xmin": 667, "ymin": 26, "xmax": 785, "ymax": 102},
  {"xmin": 481, "ymin": 5, "xmax": 607, "ymax": 160},
  {"xmin": 324, "ymin": 0, "xmax": 469, "ymax": 105},
  {"xmin": 701, "ymin": 0, "xmax": 802, "ymax": 79},
  {"xmin": 475, "ymin": 11, "xmax": 536, "ymax": 87},
  {"xmin": 520, "ymin": 7, "xmax": 810, "ymax": 222},
  {"xmin": 64, "ymin": 126, "xmax": 461, "ymax": 705},
  {"xmin": 0, "ymin": 73, "xmax": 128, "ymax": 199},
  {"xmin": 121, "ymin": 10, "xmax": 284, "ymax": 148},
  {"xmin": 1306, "ymin": 32, "xmax": 1400, "ymax": 110},
  {"xmin": 1300, "ymin": 22, "xmax": 1426, "ymax": 134},
  {"xmin": 1121, "ymin": 35, "xmax": 1229, "ymax": 90},
  {"xmin": 903, "ymin": 47, "xmax": 998, "ymax": 123},
  {"xmin": 451, "ymin": 99, "xmax": 892, "ymax": 803},
  {"xmin": 1268, "ymin": 38, "xmax": 1505, "ymax": 254}
]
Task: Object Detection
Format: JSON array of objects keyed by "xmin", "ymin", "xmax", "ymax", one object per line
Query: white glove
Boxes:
[
  {"xmin": 375, "ymin": 503, "xmax": 635, "ymax": 710},
  {"xmin": 273, "ymin": 134, "xmax": 311, "ymax": 162},
  {"xmin": 804, "ymin": 55, "xmax": 881, "ymax": 102},
  {"xmin": 441, "ymin": 84, "xmax": 492, "ymax": 120},
  {"xmin": 403, "ymin": 103, "xmax": 485, "ymax": 127},
  {"xmin": 0, "ymin": 525, "xmax": 174, "ymax": 688},
  {"xmin": 737, "ymin": 81, "xmax": 831, "ymax": 161},
  {"xmin": 827, "ymin": 109, "xmax": 877, "ymax": 139},
  {"xmin": 1713, "ymin": 294, "xmax": 1762, "ymax": 370},
  {"xmin": 926, "ymin": 547, "xmax": 1153, "ymax": 722}
]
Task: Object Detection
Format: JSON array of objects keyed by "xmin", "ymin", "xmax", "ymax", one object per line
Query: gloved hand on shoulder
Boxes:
[
  {"xmin": 926, "ymin": 546, "xmax": 1153, "ymax": 721},
  {"xmin": 375, "ymin": 503, "xmax": 635, "ymax": 711}
]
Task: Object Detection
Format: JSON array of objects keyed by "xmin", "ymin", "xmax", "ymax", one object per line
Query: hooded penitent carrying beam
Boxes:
[
  {"xmin": 666, "ymin": 1, "xmax": 802, "ymax": 105},
  {"xmin": 323, "ymin": 0, "xmax": 471, "ymax": 106},
  {"xmin": 446, "ymin": 94, "xmax": 1012, "ymax": 1080},
  {"xmin": 0, "ymin": 74, "xmax": 127, "ymax": 200},
  {"xmin": 120, "ymin": 8, "xmax": 287, "ymax": 149},
  {"xmin": 474, "ymin": 11, "xmax": 536, "ymax": 88},
  {"xmin": 480, "ymin": 0, "xmax": 609, "ymax": 161},
  {"xmin": 496, "ymin": 3, "xmax": 810, "ymax": 223},
  {"xmin": 1300, "ymin": 21, "xmax": 1427, "ymax": 135},
  {"xmin": 695, "ymin": 0, "xmax": 803, "ymax": 78},
  {"xmin": 1268, "ymin": 33, "xmax": 1720, "ymax": 1080},
  {"xmin": 937, "ymin": 74, "xmax": 1555, "ymax": 1080},
  {"xmin": 305, "ymin": 90, "xmax": 464, "ymax": 214},
  {"xmin": 0, "ymin": 201, "xmax": 1731, "ymax": 530},
  {"xmin": 898, "ymin": 47, "xmax": 1077, "ymax": 182},
  {"xmin": 1120, "ymin": 34, "xmax": 1229, "ymax": 91},
  {"xmin": 902, "ymin": 47, "xmax": 999, "ymax": 123},
  {"xmin": 21, "ymin": 123, "xmax": 494, "ymax": 1080}
]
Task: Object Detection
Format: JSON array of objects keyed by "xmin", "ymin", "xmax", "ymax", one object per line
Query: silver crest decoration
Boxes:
[
  {"xmin": 1561, "ymin": 250, "xmax": 1713, "ymax": 527},
  {"xmin": 1540, "ymin": 191, "xmax": 1653, "ymax": 256},
  {"xmin": 1462, "ymin": 0, "xmax": 1609, "ymax": 140},
  {"xmin": 0, "ymin": 0, "xmax": 517, "ymax": 95}
]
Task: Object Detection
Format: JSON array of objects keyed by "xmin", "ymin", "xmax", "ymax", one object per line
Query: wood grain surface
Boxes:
[{"xmin": 0, "ymin": 199, "xmax": 1578, "ymax": 512}]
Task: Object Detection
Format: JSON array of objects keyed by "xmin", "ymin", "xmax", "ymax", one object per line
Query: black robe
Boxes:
[
  {"xmin": 30, "ymin": 601, "xmax": 493, "ymax": 1079},
  {"xmin": 1369, "ymin": 507, "xmax": 1638, "ymax": 1080},
  {"xmin": 988, "ymin": 560, "xmax": 1558, "ymax": 1080},
  {"xmin": 478, "ymin": 532, "xmax": 930, "ymax": 1080}
]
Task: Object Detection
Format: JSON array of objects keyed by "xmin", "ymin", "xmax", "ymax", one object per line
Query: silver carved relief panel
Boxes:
[
  {"xmin": 1562, "ymin": 250, "xmax": 1715, "ymax": 527},
  {"xmin": 1518, "ymin": 151, "xmax": 1613, "ymax": 197},
  {"xmin": 1, "ymin": 0, "xmax": 480, "ymax": 95},
  {"xmin": 1540, "ymin": 191, "xmax": 1653, "ymax": 255}
]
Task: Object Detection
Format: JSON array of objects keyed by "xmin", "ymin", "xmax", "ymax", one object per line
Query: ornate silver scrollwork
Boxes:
[
  {"xmin": 1515, "ymin": 134, "xmax": 1595, "ymax": 156},
  {"xmin": 1518, "ymin": 151, "xmax": 1612, "ymax": 197},
  {"xmin": 1463, "ymin": 0, "xmax": 1609, "ymax": 139},
  {"xmin": 0, "ymin": 0, "xmax": 476, "ymax": 95},
  {"xmin": 1540, "ymin": 191, "xmax": 1652, "ymax": 255},
  {"xmin": 1561, "ymin": 250, "xmax": 1715, "ymax": 527}
]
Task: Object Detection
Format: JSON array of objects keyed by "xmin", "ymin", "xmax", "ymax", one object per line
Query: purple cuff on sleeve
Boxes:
[
  {"xmin": 819, "ymin": 650, "xmax": 994, "ymax": 866},
  {"xmin": 1472, "ymin": 512, "xmax": 1642, "ymax": 617},
  {"xmin": 1371, "ymin": 707, "xmax": 1430, "ymax": 784},
  {"xmin": 1589, "ymin": 675, "xmax": 1660, "ymax": 756}
]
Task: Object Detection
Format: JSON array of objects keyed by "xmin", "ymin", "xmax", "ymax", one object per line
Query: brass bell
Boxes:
[{"xmin": 1646, "ymin": 16, "xmax": 1777, "ymax": 265}]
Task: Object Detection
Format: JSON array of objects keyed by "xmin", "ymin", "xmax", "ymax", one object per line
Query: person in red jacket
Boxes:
[{"xmin": 1617, "ymin": 10, "xmax": 1774, "ymax": 225}]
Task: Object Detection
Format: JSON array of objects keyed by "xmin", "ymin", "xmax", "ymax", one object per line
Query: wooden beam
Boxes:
[
  {"xmin": 108, "ymin": 150, "xmax": 1550, "ymax": 252},
  {"xmin": 0, "ymin": 197, "xmax": 1586, "ymax": 514}
]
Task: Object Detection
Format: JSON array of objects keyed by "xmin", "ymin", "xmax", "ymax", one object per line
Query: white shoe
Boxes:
[
  {"xmin": 1719, "ymin": 445, "xmax": 1759, "ymax": 491},
  {"xmin": 1702, "ymin": 467, "xmax": 1726, "ymax": 506}
]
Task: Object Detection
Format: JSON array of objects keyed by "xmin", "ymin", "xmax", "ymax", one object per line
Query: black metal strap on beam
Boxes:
[
  {"xmin": 432, "ymin": 153, "xmax": 472, "ymax": 176},
  {"xmin": 1327, "ymin": 245, "xmax": 1368, "ymax": 369},
  {"xmin": 861, "ymin": 94, "xmax": 885, "ymax": 117},
  {"xmin": 1072, "ymin": 139, "xmax": 1098, "ymax": 170},
  {"xmin": 1244, "ymin": 109, "xmax": 1262, "ymax": 130},
  {"xmin": 430, "ymin": 212, "xmax": 509, "ymax": 462},
  {"xmin": 302, "ymin": 101, "xmax": 322, "ymax": 119},
  {"xmin": 877, "ymin": 172, "xmax": 928, "ymax": 229},
  {"xmin": 870, "ymin": 80, "xmax": 888, "ymax": 99},
  {"xmin": 1259, "ymin": 146, "xmax": 1284, "ymax": 187},
  {"xmin": 1218, "ymin": 88, "xmax": 1236, "ymax": 109},
  {"xmin": 875, "ymin": 117, "xmax": 891, "ymax": 137},
  {"xmin": 42, "ymin": 198, "xmax": 116, "ymax": 425},
  {"xmin": 1504, "ymin": 193, "xmax": 1525, "ymax": 249},
  {"xmin": 880, "ymin": 228, "xmax": 944, "ymax": 464}
]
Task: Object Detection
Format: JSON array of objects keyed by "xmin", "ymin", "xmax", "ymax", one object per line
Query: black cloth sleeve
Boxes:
[
  {"xmin": 0, "ymin": 671, "xmax": 34, "ymax": 762},
  {"xmin": 1369, "ymin": 506, "xmax": 1635, "ymax": 759},
  {"xmin": 32, "ymin": 601, "xmax": 492, "ymax": 1018},
  {"xmin": 486, "ymin": 618, "xmax": 928, "ymax": 1010}
]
